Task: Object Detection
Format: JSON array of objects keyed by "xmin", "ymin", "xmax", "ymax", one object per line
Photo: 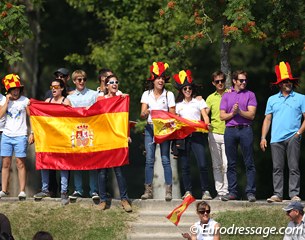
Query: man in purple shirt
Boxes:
[{"xmin": 219, "ymin": 70, "xmax": 257, "ymax": 202}]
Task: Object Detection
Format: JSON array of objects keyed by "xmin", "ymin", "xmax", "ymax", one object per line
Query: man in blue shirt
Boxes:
[
  {"xmin": 260, "ymin": 62, "xmax": 305, "ymax": 203},
  {"xmin": 67, "ymin": 70, "xmax": 99, "ymax": 200}
]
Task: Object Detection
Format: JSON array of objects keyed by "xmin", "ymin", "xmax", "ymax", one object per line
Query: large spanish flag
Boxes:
[
  {"xmin": 166, "ymin": 194, "xmax": 196, "ymax": 226},
  {"xmin": 29, "ymin": 96, "xmax": 129, "ymax": 170},
  {"xmin": 151, "ymin": 110, "xmax": 209, "ymax": 144}
]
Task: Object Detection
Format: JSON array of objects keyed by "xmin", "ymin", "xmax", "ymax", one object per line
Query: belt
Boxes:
[{"xmin": 227, "ymin": 125, "xmax": 251, "ymax": 129}]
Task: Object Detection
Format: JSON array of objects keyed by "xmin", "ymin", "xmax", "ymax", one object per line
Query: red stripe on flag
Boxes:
[
  {"xmin": 30, "ymin": 96, "xmax": 129, "ymax": 117},
  {"xmin": 166, "ymin": 194, "xmax": 196, "ymax": 226},
  {"xmin": 151, "ymin": 110, "xmax": 208, "ymax": 144},
  {"xmin": 35, "ymin": 148, "xmax": 129, "ymax": 170}
]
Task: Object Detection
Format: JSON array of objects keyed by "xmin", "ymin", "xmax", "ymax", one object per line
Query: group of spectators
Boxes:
[
  {"xmin": 140, "ymin": 61, "xmax": 305, "ymax": 204},
  {"xmin": 0, "ymin": 68, "xmax": 132, "ymax": 212},
  {"xmin": 0, "ymin": 60, "xmax": 304, "ymax": 213}
]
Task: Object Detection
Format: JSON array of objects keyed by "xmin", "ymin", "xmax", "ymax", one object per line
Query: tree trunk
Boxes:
[
  {"xmin": 8, "ymin": 0, "xmax": 41, "ymax": 197},
  {"xmin": 220, "ymin": 24, "xmax": 232, "ymax": 87},
  {"xmin": 15, "ymin": 0, "xmax": 40, "ymax": 98},
  {"xmin": 152, "ymin": 145, "xmax": 181, "ymax": 199}
]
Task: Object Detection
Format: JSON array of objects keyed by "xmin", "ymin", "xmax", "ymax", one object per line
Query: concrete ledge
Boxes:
[{"xmin": 0, "ymin": 197, "xmax": 294, "ymax": 207}]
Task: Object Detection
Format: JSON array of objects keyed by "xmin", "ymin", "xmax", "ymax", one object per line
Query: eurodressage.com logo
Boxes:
[{"xmin": 190, "ymin": 224, "xmax": 305, "ymax": 238}]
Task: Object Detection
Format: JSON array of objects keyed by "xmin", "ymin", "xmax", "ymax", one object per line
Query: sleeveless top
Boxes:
[
  {"xmin": 193, "ymin": 218, "xmax": 218, "ymax": 240},
  {"xmin": 49, "ymin": 97, "xmax": 66, "ymax": 104}
]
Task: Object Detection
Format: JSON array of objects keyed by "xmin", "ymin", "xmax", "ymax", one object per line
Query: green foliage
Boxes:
[
  {"xmin": 260, "ymin": 0, "xmax": 305, "ymax": 61},
  {"xmin": 215, "ymin": 206, "xmax": 288, "ymax": 239},
  {"xmin": 160, "ymin": 0, "xmax": 305, "ymax": 62},
  {"xmin": 0, "ymin": 1, "xmax": 32, "ymax": 65},
  {"xmin": 64, "ymin": 1, "xmax": 187, "ymax": 119}
]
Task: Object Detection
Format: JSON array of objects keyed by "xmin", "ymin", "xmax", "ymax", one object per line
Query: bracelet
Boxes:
[
  {"xmin": 296, "ymin": 131, "xmax": 301, "ymax": 135},
  {"xmin": 261, "ymin": 137, "xmax": 266, "ymax": 140},
  {"xmin": 30, "ymin": 131, "xmax": 34, "ymax": 134}
]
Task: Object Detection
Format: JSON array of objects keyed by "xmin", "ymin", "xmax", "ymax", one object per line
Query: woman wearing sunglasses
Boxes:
[
  {"xmin": 140, "ymin": 62, "xmax": 175, "ymax": 201},
  {"xmin": 45, "ymin": 79, "xmax": 71, "ymax": 105},
  {"xmin": 34, "ymin": 78, "xmax": 71, "ymax": 205},
  {"xmin": 174, "ymin": 70, "xmax": 212, "ymax": 201},
  {"xmin": 182, "ymin": 201, "xmax": 220, "ymax": 240},
  {"xmin": 96, "ymin": 74, "xmax": 132, "ymax": 212}
]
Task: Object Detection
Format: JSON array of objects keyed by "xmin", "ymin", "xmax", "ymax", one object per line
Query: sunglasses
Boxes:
[
  {"xmin": 107, "ymin": 80, "xmax": 119, "ymax": 85},
  {"xmin": 76, "ymin": 77, "xmax": 87, "ymax": 82},
  {"xmin": 286, "ymin": 210, "xmax": 294, "ymax": 215},
  {"xmin": 183, "ymin": 86, "xmax": 192, "ymax": 91},
  {"xmin": 50, "ymin": 85, "xmax": 61, "ymax": 90},
  {"xmin": 214, "ymin": 79, "xmax": 225, "ymax": 84},
  {"xmin": 282, "ymin": 80, "xmax": 292, "ymax": 84},
  {"xmin": 237, "ymin": 79, "xmax": 247, "ymax": 83},
  {"xmin": 55, "ymin": 74, "xmax": 67, "ymax": 79},
  {"xmin": 198, "ymin": 209, "xmax": 210, "ymax": 214}
]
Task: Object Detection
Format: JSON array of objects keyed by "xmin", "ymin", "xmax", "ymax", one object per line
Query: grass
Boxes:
[
  {"xmin": 213, "ymin": 206, "xmax": 289, "ymax": 239},
  {"xmin": 0, "ymin": 201, "xmax": 292, "ymax": 240},
  {"xmin": 0, "ymin": 201, "xmax": 134, "ymax": 240}
]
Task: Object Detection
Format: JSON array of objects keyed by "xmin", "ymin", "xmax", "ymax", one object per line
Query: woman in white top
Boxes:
[
  {"xmin": 174, "ymin": 70, "xmax": 212, "ymax": 200},
  {"xmin": 140, "ymin": 62, "xmax": 175, "ymax": 201},
  {"xmin": 182, "ymin": 200, "xmax": 220, "ymax": 240},
  {"xmin": 0, "ymin": 74, "xmax": 34, "ymax": 200},
  {"xmin": 96, "ymin": 74, "xmax": 132, "ymax": 213}
]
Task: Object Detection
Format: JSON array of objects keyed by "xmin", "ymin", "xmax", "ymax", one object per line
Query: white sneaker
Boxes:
[
  {"xmin": 181, "ymin": 191, "xmax": 192, "ymax": 200},
  {"xmin": 291, "ymin": 196, "xmax": 301, "ymax": 202},
  {"xmin": 0, "ymin": 191, "xmax": 9, "ymax": 198},
  {"xmin": 202, "ymin": 191, "xmax": 212, "ymax": 200},
  {"xmin": 18, "ymin": 191, "xmax": 26, "ymax": 200}
]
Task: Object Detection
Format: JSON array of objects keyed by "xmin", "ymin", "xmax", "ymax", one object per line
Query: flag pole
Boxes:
[{"xmin": 175, "ymin": 225, "xmax": 185, "ymax": 233}]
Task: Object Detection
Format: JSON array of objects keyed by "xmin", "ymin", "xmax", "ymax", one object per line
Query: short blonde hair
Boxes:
[{"xmin": 72, "ymin": 70, "xmax": 87, "ymax": 81}]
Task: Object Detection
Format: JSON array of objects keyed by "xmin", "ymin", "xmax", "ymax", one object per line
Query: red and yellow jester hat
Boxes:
[
  {"xmin": 273, "ymin": 61, "xmax": 298, "ymax": 85},
  {"xmin": 2, "ymin": 73, "xmax": 24, "ymax": 92},
  {"xmin": 148, "ymin": 62, "xmax": 170, "ymax": 81},
  {"xmin": 173, "ymin": 69, "xmax": 193, "ymax": 89}
]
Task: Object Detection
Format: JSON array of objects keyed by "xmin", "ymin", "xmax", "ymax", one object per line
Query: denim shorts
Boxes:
[{"xmin": 1, "ymin": 134, "xmax": 28, "ymax": 158}]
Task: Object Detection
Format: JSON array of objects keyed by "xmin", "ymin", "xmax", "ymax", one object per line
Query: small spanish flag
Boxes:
[
  {"xmin": 166, "ymin": 194, "xmax": 196, "ymax": 226},
  {"xmin": 151, "ymin": 110, "xmax": 209, "ymax": 144}
]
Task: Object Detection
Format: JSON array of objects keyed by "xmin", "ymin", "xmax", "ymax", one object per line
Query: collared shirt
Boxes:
[
  {"xmin": 206, "ymin": 89, "xmax": 228, "ymax": 134},
  {"xmin": 140, "ymin": 89, "xmax": 175, "ymax": 123},
  {"xmin": 176, "ymin": 98, "xmax": 207, "ymax": 121},
  {"xmin": 265, "ymin": 90, "xmax": 305, "ymax": 143},
  {"xmin": 283, "ymin": 214, "xmax": 305, "ymax": 240},
  {"xmin": 67, "ymin": 88, "xmax": 98, "ymax": 107},
  {"xmin": 220, "ymin": 87, "xmax": 257, "ymax": 127}
]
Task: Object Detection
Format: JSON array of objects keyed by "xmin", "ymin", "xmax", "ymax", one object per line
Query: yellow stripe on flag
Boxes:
[
  {"xmin": 31, "ymin": 112, "xmax": 128, "ymax": 153},
  {"xmin": 153, "ymin": 118, "xmax": 186, "ymax": 136},
  {"xmin": 166, "ymin": 194, "xmax": 196, "ymax": 226}
]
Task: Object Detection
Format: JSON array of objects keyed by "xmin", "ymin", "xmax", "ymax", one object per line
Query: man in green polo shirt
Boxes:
[{"xmin": 205, "ymin": 70, "xmax": 229, "ymax": 199}]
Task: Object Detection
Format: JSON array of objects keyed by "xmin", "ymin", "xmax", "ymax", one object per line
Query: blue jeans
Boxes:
[
  {"xmin": 144, "ymin": 124, "xmax": 172, "ymax": 185},
  {"xmin": 73, "ymin": 170, "xmax": 98, "ymax": 196},
  {"xmin": 180, "ymin": 132, "xmax": 209, "ymax": 193},
  {"xmin": 98, "ymin": 167, "xmax": 128, "ymax": 201},
  {"xmin": 224, "ymin": 126, "xmax": 256, "ymax": 196},
  {"xmin": 41, "ymin": 170, "xmax": 69, "ymax": 193}
]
